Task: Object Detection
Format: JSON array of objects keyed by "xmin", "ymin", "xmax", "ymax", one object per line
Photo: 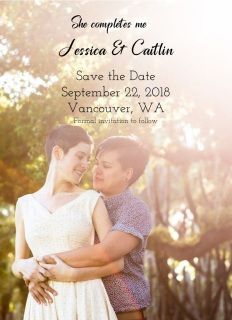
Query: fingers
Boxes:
[
  {"xmin": 39, "ymin": 262, "xmax": 53, "ymax": 270},
  {"xmin": 31, "ymin": 291, "xmax": 42, "ymax": 304},
  {"xmin": 30, "ymin": 285, "xmax": 47, "ymax": 304},
  {"xmin": 38, "ymin": 264, "xmax": 56, "ymax": 280},
  {"xmin": 38, "ymin": 286, "xmax": 53, "ymax": 304},
  {"xmin": 35, "ymin": 266, "xmax": 49, "ymax": 281},
  {"xmin": 41, "ymin": 282, "xmax": 58, "ymax": 297},
  {"xmin": 39, "ymin": 266, "xmax": 47, "ymax": 274},
  {"xmin": 41, "ymin": 268, "xmax": 56, "ymax": 280},
  {"xmin": 50, "ymin": 255, "xmax": 60, "ymax": 263},
  {"xmin": 36, "ymin": 256, "xmax": 55, "ymax": 264},
  {"xmin": 36, "ymin": 290, "xmax": 47, "ymax": 305},
  {"xmin": 45, "ymin": 270, "xmax": 56, "ymax": 280},
  {"xmin": 40, "ymin": 255, "xmax": 56, "ymax": 264},
  {"xmin": 37, "ymin": 273, "xmax": 47, "ymax": 282},
  {"xmin": 38, "ymin": 266, "xmax": 51, "ymax": 278},
  {"xmin": 29, "ymin": 283, "xmax": 54, "ymax": 305}
]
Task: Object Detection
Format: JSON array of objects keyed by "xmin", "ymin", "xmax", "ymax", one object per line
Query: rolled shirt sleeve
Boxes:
[{"xmin": 111, "ymin": 200, "xmax": 152, "ymax": 249}]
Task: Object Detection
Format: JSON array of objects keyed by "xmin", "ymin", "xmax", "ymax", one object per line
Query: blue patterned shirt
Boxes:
[{"xmin": 101, "ymin": 189, "xmax": 152, "ymax": 312}]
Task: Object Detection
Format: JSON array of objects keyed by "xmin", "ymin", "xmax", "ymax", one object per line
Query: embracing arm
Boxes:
[
  {"xmin": 45, "ymin": 198, "xmax": 139, "ymax": 268},
  {"xmin": 40, "ymin": 197, "xmax": 127, "ymax": 280},
  {"xmin": 69, "ymin": 259, "xmax": 124, "ymax": 281},
  {"xmin": 57, "ymin": 197, "xmax": 135, "ymax": 267},
  {"xmin": 40, "ymin": 254, "xmax": 124, "ymax": 282},
  {"xmin": 54, "ymin": 231, "xmax": 139, "ymax": 267}
]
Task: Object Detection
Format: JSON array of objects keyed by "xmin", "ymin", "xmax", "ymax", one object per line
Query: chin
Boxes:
[
  {"xmin": 93, "ymin": 182, "xmax": 99, "ymax": 190},
  {"xmin": 93, "ymin": 182, "xmax": 103, "ymax": 192}
]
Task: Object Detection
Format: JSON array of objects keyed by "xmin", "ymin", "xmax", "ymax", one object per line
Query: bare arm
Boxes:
[
  {"xmin": 40, "ymin": 255, "xmax": 124, "ymax": 282},
  {"xmin": 68, "ymin": 260, "xmax": 124, "ymax": 281},
  {"xmin": 11, "ymin": 200, "xmax": 40, "ymax": 280},
  {"xmin": 52, "ymin": 197, "xmax": 139, "ymax": 267},
  {"xmin": 40, "ymin": 197, "xmax": 126, "ymax": 280},
  {"xmin": 53, "ymin": 231, "xmax": 139, "ymax": 267},
  {"xmin": 12, "ymin": 200, "xmax": 57, "ymax": 304}
]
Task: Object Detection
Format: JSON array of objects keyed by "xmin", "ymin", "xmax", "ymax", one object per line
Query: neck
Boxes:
[{"xmin": 42, "ymin": 162, "xmax": 77, "ymax": 196}]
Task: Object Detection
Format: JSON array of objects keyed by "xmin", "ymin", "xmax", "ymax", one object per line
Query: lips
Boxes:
[{"xmin": 93, "ymin": 175, "xmax": 103, "ymax": 182}]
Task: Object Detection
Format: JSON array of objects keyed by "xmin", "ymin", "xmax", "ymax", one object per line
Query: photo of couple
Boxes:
[
  {"xmin": 12, "ymin": 125, "xmax": 152, "ymax": 320},
  {"xmin": 1, "ymin": 1, "xmax": 231, "ymax": 319}
]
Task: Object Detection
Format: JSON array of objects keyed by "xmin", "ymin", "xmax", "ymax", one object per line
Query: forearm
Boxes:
[
  {"xmin": 55, "ymin": 244, "xmax": 112, "ymax": 268},
  {"xmin": 68, "ymin": 258, "xmax": 124, "ymax": 281},
  {"xmin": 54, "ymin": 230, "xmax": 139, "ymax": 268}
]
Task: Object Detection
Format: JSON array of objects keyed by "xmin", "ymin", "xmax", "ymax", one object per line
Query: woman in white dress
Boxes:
[{"xmin": 12, "ymin": 125, "xmax": 122, "ymax": 320}]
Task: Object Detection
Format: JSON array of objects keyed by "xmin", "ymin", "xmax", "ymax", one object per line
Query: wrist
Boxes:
[
  {"xmin": 20, "ymin": 257, "xmax": 34, "ymax": 271},
  {"xmin": 13, "ymin": 258, "xmax": 28, "ymax": 278},
  {"xmin": 17, "ymin": 259, "xmax": 27, "ymax": 274},
  {"xmin": 12, "ymin": 260, "xmax": 22, "ymax": 278}
]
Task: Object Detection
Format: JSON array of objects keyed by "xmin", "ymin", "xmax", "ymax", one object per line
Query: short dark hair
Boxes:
[
  {"xmin": 96, "ymin": 136, "xmax": 149, "ymax": 185},
  {"xmin": 45, "ymin": 125, "xmax": 92, "ymax": 163}
]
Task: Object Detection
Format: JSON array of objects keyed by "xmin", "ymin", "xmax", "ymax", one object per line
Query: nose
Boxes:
[
  {"xmin": 81, "ymin": 159, "xmax": 89, "ymax": 171},
  {"xmin": 92, "ymin": 164, "xmax": 101, "ymax": 176}
]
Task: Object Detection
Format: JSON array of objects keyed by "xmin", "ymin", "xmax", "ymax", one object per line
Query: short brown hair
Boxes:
[
  {"xmin": 96, "ymin": 136, "xmax": 149, "ymax": 185},
  {"xmin": 45, "ymin": 125, "xmax": 92, "ymax": 163}
]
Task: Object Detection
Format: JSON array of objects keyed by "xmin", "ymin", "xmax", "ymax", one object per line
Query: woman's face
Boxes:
[
  {"xmin": 57, "ymin": 142, "xmax": 92, "ymax": 185},
  {"xmin": 92, "ymin": 150, "xmax": 132, "ymax": 197}
]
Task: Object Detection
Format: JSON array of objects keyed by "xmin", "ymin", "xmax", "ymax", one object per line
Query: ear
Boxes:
[
  {"xmin": 125, "ymin": 167, "xmax": 133, "ymax": 183},
  {"xmin": 52, "ymin": 145, "xmax": 64, "ymax": 161}
]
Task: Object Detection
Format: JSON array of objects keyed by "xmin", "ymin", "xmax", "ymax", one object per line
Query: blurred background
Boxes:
[{"xmin": 0, "ymin": 1, "xmax": 231, "ymax": 319}]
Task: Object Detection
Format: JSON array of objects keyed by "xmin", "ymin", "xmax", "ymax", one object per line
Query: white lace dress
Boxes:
[{"xmin": 17, "ymin": 190, "xmax": 117, "ymax": 320}]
